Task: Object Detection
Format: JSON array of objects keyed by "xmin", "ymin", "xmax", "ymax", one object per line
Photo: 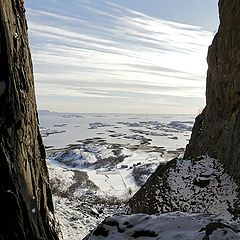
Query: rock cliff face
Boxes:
[
  {"xmin": 0, "ymin": 1, "xmax": 60, "ymax": 239},
  {"xmin": 128, "ymin": 156, "xmax": 240, "ymax": 216},
  {"xmin": 184, "ymin": 0, "xmax": 240, "ymax": 184}
]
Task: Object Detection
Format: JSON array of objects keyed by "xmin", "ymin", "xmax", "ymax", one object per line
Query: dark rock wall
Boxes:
[
  {"xmin": 0, "ymin": 1, "xmax": 60, "ymax": 239},
  {"xmin": 129, "ymin": 160, "xmax": 178, "ymax": 214},
  {"xmin": 184, "ymin": 0, "xmax": 240, "ymax": 184}
]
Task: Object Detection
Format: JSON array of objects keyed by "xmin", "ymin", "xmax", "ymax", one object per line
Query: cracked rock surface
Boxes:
[{"xmin": 0, "ymin": 1, "xmax": 60, "ymax": 239}]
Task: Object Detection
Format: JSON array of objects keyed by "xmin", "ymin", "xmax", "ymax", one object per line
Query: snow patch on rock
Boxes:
[
  {"xmin": 167, "ymin": 156, "xmax": 238, "ymax": 219},
  {"xmin": 86, "ymin": 212, "xmax": 240, "ymax": 240}
]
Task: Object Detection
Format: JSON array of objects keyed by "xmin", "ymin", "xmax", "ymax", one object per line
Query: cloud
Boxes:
[{"xmin": 26, "ymin": 0, "xmax": 213, "ymax": 113}]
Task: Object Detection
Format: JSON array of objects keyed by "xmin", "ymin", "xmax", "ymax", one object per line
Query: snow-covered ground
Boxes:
[
  {"xmin": 39, "ymin": 111, "xmax": 193, "ymax": 152},
  {"xmin": 85, "ymin": 212, "xmax": 240, "ymax": 240},
  {"xmin": 39, "ymin": 111, "xmax": 195, "ymax": 239},
  {"xmin": 42, "ymin": 111, "xmax": 194, "ymax": 200},
  {"xmin": 47, "ymin": 143, "xmax": 164, "ymax": 198},
  {"xmin": 85, "ymin": 156, "xmax": 240, "ymax": 240},
  {"xmin": 40, "ymin": 112, "xmax": 240, "ymax": 239},
  {"xmin": 167, "ymin": 157, "xmax": 239, "ymax": 218}
]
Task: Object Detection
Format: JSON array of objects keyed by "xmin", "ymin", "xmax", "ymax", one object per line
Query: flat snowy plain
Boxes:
[{"xmin": 39, "ymin": 111, "xmax": 207, "ymax": 239}]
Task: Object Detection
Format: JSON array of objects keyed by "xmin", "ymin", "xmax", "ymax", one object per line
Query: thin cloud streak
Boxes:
[{"xmin": 26, "ymin": 0, "xmax": 214, "ymax": 113}]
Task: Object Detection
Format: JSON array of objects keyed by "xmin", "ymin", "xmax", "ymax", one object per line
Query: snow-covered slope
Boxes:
[
  {"xmin": 44, "ymin": 113, "xmax": 193, "ymax": 199},
  {"xmin": 85, "ymin": 212, "xmax": 240, "ymax": 240},
  {"xmin": 85, "ymin": 156, "xmax": 240, "ymax": 240},
  {"xmin": 129, "ymin": 156, "xmax": 240, "ymax": 219},
  {"xmin": 41, "ymin": 113, "xmax": 194, "ymax": 239},
  {"xmin": 48, "ymin": 164, "xmax": 122, "ymax": 239},
  {"xmin": 41, "ymin": 113, "xmax": 240, "ymax": 239}
]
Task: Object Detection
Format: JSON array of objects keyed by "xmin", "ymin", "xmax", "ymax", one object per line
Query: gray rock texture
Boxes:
[
  {"xmin": 184, "ymin": 0, "xmax": 240, "ymax": 185},
  {"xmin": 0, "ymin": 1, "xmax": 60, "ymax": 239},
  {"xmin": 129, "ymin": 156, "xmax": 239, "ymax": 217}
]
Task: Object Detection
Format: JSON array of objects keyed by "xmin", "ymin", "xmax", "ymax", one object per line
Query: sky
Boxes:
[{"xmin": 25, "ymin": 0, "xmax": 219, "ymax": 114}]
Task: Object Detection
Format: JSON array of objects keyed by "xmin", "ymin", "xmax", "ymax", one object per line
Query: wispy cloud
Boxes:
[{"xmin": 26, "ymin": 0, "xmax": 213, "ymax": 113}]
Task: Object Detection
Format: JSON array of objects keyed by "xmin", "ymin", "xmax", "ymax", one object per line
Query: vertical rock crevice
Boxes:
[{"xmin": 0, "ymin": 1, "xmax": 60, "ymax": 239}]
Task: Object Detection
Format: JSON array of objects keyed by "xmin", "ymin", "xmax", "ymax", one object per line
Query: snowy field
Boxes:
[
  {"xmin": 40, "ymin": 111, "xmax": 194, "ymax": 197},
  {"xmin": 39, "ymin": 110, "xmax": 193, "ymax": 150},
  {"xmin": 39, "ymin": 111, "xmax": 195, "ymax": 239}
]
